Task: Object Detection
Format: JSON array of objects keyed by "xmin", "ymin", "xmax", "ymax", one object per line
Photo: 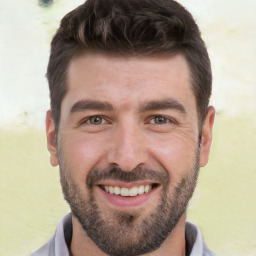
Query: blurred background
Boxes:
[{"xmin": 0, "ymin": 0, "xmax": 255, "ymax": 255}]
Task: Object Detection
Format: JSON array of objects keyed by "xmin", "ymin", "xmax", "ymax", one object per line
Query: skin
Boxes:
[{"xmin": 46, "ymin": 52, "xmax": 215, "ymax": 256}]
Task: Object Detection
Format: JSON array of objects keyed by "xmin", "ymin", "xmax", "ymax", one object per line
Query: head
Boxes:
[
  {"xmin": 46, "ymin": 1, "xmax": 215, "ymax": 256},
  {"xmin": 47, "ymin": 0, "xmax": 212, "ymax": 132}
]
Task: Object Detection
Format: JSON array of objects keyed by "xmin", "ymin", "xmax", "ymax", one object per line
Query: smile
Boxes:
[
  {"xmin": 100, "ymin": 184, "xmax": 155, "ymax": 197},
  {"xmin": 97, "ymin": 182, "xmax": 161, "ymax": 207},
  {"xmin": 100, "ymin": 184, "xmax": 161, "ymax": 197}
]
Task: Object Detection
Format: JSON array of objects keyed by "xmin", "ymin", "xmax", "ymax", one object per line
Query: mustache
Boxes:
[{"xmin": 86, "ymin": 165, "xmax": 169, "ymax": 188}]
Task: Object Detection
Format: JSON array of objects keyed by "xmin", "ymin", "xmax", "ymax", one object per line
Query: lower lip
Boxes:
[{"xmin": 97, "ymin": 186, "xmax": 160, "ymax": 208}]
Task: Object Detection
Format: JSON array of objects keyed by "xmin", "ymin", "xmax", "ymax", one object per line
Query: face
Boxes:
[{"xmin": 46, "ymin": 53, "xmax": 214, "ymax": 256}]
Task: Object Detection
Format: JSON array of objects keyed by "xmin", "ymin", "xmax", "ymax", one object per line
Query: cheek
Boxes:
[
  {"xmin": 60, "ymin": 133, "xmax": 107, "ymax": 177},
  {"xmin": 147, "ymin": 133, "xmax": 198, "ymax": 180}
]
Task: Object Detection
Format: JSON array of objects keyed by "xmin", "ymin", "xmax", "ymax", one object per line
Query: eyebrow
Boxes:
[
  {"xmin": 70, "ymin": 100, "xmax": 114, "ymax": 113},
  {"xmin": 140, "ymin": 98, "xmax": 187, "ymax": 114},
  {"xmin": 70, "ymin": 98, "xmax": 186, "ymax": 115}
]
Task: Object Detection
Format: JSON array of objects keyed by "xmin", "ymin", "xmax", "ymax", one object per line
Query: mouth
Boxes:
[
  {"xmin": 96, "ymin": 180, "xmax": 161, "ymax": 208},
  {"xmin": 99, "ymin": 184, "xmax": 159, "ymax": 197}
]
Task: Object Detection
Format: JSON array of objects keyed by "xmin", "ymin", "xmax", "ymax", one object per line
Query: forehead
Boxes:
[{"xmin": 63, "ymin": 52, "xmax": 196, "ymax": 113}]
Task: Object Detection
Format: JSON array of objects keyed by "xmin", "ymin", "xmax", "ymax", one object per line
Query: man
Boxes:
[{"xmin": 31, "ymin": 0, "xmax": 215, "ymax": 255}]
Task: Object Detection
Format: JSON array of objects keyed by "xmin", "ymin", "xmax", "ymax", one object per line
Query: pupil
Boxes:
[
  {"xmin": 156, "ymin": 116, "xmax": 165, "ymax": 124},
  {"xmin": 91, "ymin": 116, "xmax": 101, "ymax": 124}
]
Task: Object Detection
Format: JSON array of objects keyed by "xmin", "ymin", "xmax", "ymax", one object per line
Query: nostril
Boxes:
[{"xmin": 107, "ymin": 131, "xmax": 148, "ymax": 171}]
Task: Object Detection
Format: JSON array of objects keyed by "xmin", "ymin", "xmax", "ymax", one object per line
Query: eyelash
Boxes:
[
  {"xmin": 80, "ymin": 115, "xmax": 177, "ymax": 126},
  {"xmin": 80, "ymin": 115, "xmax": 108, "ymax": 125},
  {"xmin": 148, "ymin": 115, "xmax": 177, "ymax": 125}
]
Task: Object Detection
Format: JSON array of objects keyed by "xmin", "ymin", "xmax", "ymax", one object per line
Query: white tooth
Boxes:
[
  {"xmin": 138, "ymin": 185, "xmax": 145, "ymax": 194},
  {"xmin": 148, "ymin": 185, "xmax": 152, "ymax": 192},
  {"xmin": 114, "ymin": 186, "xmax": 121, "ymax": 195},
  {"xmin": 120, "ymin": 187, "xmax": 129, "ymax": 196},
  {"xmin": 104, "ymin": 186, "xmax": 109, "ymax": 192},
  {"xmin": 109, "ymin": 186, "xmax": 114, "ymax": 194},
  {"xmin": 129, "ymin": 186, "xmax": 139, "ymax": 196},
  {"xmin": 145, "ymin": 185, "xmax": 150, "ymax": 193}
]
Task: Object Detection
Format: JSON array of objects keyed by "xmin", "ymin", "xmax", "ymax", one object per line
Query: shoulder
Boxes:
[
  {"xmin": 29, "ymin": 213, "xmax": 72, "ymax": 256},
  {"xmin": 185, "ymin": 221, "xmax": 216, "ymax": 256},
  {"xmin": 30, "ymin": 235, "xmax": 54, "ymax": 256}
]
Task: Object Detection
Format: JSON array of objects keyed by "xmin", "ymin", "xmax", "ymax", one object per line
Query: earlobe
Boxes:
[
  {"xmin": 199, "ymin": 106, "xmax": 215, "ymax": 167},
  {"xmin": 46, "ymin": 110, "xmax": 59, "ymax": 167}
]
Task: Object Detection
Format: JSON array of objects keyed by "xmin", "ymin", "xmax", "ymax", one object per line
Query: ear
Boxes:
[
  {"xmin": 199, "ymin": 106, "xmax": 215, "ymax": 167},
  {"xmin": 46, "ymin": 110, "xmax": 59, "ymax": 167}
]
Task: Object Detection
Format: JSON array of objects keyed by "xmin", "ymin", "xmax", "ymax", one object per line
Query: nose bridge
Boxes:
[{"xmin": 108, "ymin": 118, "xmax": 147, "ymax": 171}]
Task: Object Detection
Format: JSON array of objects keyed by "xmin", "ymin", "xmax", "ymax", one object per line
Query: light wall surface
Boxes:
[
  {"xmin": 0, "ymin": 0, "xmax": 255, "ymax": 128},
  {"xmin": 0, "ymin": 0, "xmax": 256, "ymax": 128}
]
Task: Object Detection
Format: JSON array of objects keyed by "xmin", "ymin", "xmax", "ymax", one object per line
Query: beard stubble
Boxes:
[{"xmin": 59, "ymin": 149, "xmax": 200, "ymax": 256}]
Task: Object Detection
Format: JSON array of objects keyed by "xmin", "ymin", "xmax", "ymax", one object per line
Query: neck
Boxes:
[{"xmin": 70, "ymin": 213, "xmax": 187, "ymax": 256}]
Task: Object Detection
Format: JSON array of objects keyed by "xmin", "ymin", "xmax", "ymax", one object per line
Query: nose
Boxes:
[{"xmin": 107, "ymin": 121, "xmax": 148, "ymax": 171}]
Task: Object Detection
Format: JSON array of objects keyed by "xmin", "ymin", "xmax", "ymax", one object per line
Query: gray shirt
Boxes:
[{"xmin": 30, "ymin": 213, "xmax": 216, "ymax": 256}]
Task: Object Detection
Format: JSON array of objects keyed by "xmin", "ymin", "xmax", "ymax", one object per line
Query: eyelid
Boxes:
[
  {"xmin": 78, "ymin": 114, "xmax": 177, "ymax": 127},
  {"xmin": 79, "ymin": 115, "xmax": 110, "ymax": 125},
  {"xmin": 148, "ymin": 115, "xmax": 177, "ymax": 125}
]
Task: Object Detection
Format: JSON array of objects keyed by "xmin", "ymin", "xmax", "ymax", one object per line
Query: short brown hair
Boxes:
[{"xmin": 47, "ymin": 0, "xmax": 212, "ymax": 130}]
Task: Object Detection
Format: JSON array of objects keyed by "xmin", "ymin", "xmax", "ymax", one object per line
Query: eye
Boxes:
[
  {"xmin": 83, "ymin": 115, "xmax": 106, "ymax": 125},
  {"xmin": 150, "ymin": 115, "xmax": 174, "ymax": 125}
]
